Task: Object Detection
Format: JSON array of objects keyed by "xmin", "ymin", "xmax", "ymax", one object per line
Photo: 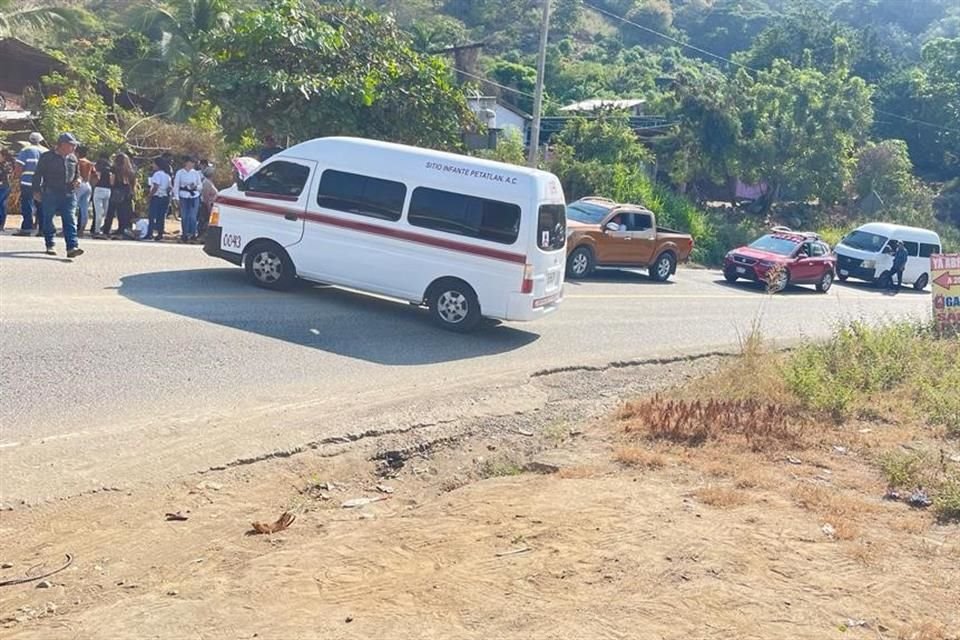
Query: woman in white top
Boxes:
[
  {"xmin": 147, "ymin": 158, "xmax": 172, "ymax": 241},
  {"xmin": 173, "ymin": 156, "xmax": 203, "ymax": 242}
]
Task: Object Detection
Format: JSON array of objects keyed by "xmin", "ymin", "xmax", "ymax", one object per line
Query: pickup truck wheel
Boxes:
[
  {"xmin": 567, "ymin": 246, "xmax": 594, "ymax": 279},
  {"xmin": 244, "ymin": 241, "xmax": 296, "ymax": 291},
  {"xmin": 816, "ymin": 270, "xmax": 834, "ymax": 293},
  {"xmin": 650, "ymin": 252, "xmax": 676, "ymax": 282}
]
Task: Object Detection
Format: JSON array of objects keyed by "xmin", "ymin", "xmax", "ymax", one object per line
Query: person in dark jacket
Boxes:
[
  {"xmin": 33, "ymin": 132, "xmax": 84, "ymax": 258},
  {"xmin": 890, "ymin": 240, "xmax": 909, "ymax": 291}
]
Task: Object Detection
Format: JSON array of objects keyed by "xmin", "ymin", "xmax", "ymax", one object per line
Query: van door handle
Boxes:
[{"xmin": 285, "ymin": 213, "xmax": 299, "ymax": 221}]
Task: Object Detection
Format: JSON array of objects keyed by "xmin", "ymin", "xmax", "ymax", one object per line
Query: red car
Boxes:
[{"xmin": 723, "ymin": 229, "xmax": 836, "ymax": 293}]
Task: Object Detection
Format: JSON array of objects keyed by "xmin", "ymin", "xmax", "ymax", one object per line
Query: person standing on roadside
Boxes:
[
  {"xmin": 891, "ymin": 240, "xmax": 909, "ymax": 292},
  {"xmin": 104, "ymin": 153, "xmax": 136, "ymax": 238},
  {"xmin": 258, "ymin": 135, "xmax": 283, "ymax": 162},
  {"xmin": 12, "ymin": 132, "xmax": 46, "ymax": 236},
  {"xmin": 91, "ymin": 152, "xmax": 112, "ymax": 238},
  {"xmin": 173, "ymin": 156, "xmax": 202, "ymax": 243},
  {"xmin": 74, "ymin": 146, "xmax": 94, "ymax": 239},
  {"xmin": 147, "ymin": 158, "xmax": 172, "ymax": 241},
  {"xmin": 198, "ymin": 165, "xmax": 218, "ymax": 238},
  {"xmin": 0, "ymin": 148, "xmax": 14, "ymax": 233},
  {"xmin": 33, "ymin": 132, "xmax": 83, "ymax": 258}
]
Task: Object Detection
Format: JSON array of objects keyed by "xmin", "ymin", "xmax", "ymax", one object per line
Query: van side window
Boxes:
[
  {"xmin": 901, "ymin": 241, "xmax": 919, "ymax": 256},
  {"xmin": 240, "ymin": 161, "xmax": 309, "ymax": 198},
  {"xmin": 317, "ymin": 169, "xmax": 406, "ymax": 221},
  {"xmin": 408, "ymin": 187, "xmax": 521, "ymax": 245},
  {"xmin": 919, "ymin": 243, "xmax": 940, "ymax": 258}
]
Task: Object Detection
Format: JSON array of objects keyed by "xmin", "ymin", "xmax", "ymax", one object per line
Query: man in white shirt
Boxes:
[
  {"xmin": 147, "ymin": 158, "xmax": 172, "ymax": 241},
  {"xmin": 173, "ymin": 157, "xmax": 203, "ymax": 242}
]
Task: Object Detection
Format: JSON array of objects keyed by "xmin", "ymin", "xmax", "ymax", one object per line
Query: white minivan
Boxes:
[
  {"xmin": 834, "ymin": 222, "xmax": 942, "ymax": 290},
  {"xmin": 204, "ymin": 137, "xmax": 567, "ymax": 331}
]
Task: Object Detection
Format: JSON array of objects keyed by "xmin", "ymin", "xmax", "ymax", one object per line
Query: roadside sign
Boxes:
[{"xmin": 931, "ymin": 253, "xmax": 960, "ymax": 335}]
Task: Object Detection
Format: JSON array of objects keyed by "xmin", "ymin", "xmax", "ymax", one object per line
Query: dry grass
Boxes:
[
  {"xmin": 791, "ymin": 483, "xmax": 878, "ymax": 517},
  {"xmin": 557, "ymin": 466, "xmax": 602, "ymax": 479},
  {"xmin": 613, "ymin": 447, "xmax": 667, "ymax": 469},
  {"xmin": 618, "ymin": 395, "xmax": 797, "ymax": 451},
  {"xmin": 898, "ymin": 622, "xmax": 950, "ymax": 640},
  {"xmin": 694, "ymin": 486, "xmax": 750, "ymax": 508}
]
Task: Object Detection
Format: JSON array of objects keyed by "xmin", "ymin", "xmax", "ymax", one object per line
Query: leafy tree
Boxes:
[
  {"xmin": 38, "ymin": 73, "xmax": 126, "ymax": 153},
  {"xmin": 487, "ymin": 60, "xmax": 537, "ymax": 113},
  {"xmin": 202, "ymin": 0, "xmax": 473, "ymax": 149},
  {"xmin": 551, "ymin": 113, "xmax": 653, "ymax": 167},
  {"xmin": 473, "ymin": 128, "xmax": 526, "ymax": 165},
  {"xmin": 853, "ymin": 139, "xmax": 914, "ymax": 202},
  {"xmin": 736, "ymin": 61, "xmax": 874, "ymax": 210}
]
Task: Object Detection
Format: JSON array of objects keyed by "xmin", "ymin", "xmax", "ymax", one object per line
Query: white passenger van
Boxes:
[
  {"xmin": 835, "ymin": 222, "xmax": 942, "ymax": 290},
  {"xmin": 204, "ymin": 137, "xmax": 567, "ymax": 331}
]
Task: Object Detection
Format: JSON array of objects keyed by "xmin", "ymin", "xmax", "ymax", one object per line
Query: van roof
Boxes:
[
  {"xmin": 280, "ymin": 136, "xmax": 557, "ymax": 183},
  {"xmin": 856, "ymin": 222, "xmax": 941, "ymax": 241}
]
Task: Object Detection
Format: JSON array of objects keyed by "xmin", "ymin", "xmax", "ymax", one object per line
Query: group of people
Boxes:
[{"xmin": 0, "ymin": 131, "xmax": 219, "ymax": 256}]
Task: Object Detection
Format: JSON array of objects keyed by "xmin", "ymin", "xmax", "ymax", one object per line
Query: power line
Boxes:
[
  {"xmin": 580, "ymin": 0, "xmax": 960, "ymax": 136},
  {"xmin": 455, "ymin": 68, "xmax": 539, "ymax": 101}
]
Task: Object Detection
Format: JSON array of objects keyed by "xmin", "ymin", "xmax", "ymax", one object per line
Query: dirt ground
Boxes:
[{"xmin": 1, "ymin": 357, "xmax": 958, "ymax": 639}]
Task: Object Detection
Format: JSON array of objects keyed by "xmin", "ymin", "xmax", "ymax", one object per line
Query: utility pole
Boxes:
[{"xmin": 528, "ymin": 0, "xmax": 551, "ymax": 168}]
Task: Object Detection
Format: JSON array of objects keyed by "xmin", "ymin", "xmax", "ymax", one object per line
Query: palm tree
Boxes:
[
  {"xmin": 123, "ymin": 0, "xmax": 231, "ymax": 119},
  {"xmin": 0, "ymin": 0, "xmax": 83, "ymax": 40}
]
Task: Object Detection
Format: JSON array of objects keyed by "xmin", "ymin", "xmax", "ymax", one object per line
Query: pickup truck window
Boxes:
[
  {"xmin": 628, "ymin": 213, "xmax": 652, "ymax": 231},
  {"xmin": 566, "ymin": 201, "xmax": 610, "ymax": 224}
]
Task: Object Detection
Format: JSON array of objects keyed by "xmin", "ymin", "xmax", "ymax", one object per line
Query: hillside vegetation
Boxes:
[{"xmin": 3, "ymin": 0, "xmax": 959, "ymax": 259}]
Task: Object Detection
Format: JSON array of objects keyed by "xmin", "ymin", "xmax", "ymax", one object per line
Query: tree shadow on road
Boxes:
[{"xmin": 116, "ymin": 269, "xmax": 540, "ymax": 365}]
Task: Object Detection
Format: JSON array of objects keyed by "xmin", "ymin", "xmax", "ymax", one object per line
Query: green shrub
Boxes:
[
  {"xmin": 878, "ymin": 451, "xmax": 928, "ymax": 489},
  {"xmin": 934, "ymin": 477, "xmax": 960, "ymax": 523}
]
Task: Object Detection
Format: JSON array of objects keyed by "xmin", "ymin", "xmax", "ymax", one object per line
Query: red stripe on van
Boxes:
[
  {"xmin": 215, "ymin": 195, "xmax": 527, "ymax": 265},
  {"xmin": 244, "ymin": 191, "xmax": 300, "ymax": 202}
]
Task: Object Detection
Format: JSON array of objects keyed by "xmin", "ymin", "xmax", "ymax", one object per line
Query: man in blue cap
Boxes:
[{"xmin": 33, "ymin": 132, "xmax": 84, "ymax": 258}]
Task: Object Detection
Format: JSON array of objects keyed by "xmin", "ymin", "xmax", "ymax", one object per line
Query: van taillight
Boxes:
[
  {"xmin": 210, "ymin": 206, "xmax": 220, "ymax": 226},
  {"xmin": 521, "ymin": 264, "xmax": 534, "ymax": 294}
]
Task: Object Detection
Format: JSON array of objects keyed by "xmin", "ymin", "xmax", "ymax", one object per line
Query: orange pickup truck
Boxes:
[{"xmin": 565, "ymin": 197, "xmax": 695, "ymax": 281}]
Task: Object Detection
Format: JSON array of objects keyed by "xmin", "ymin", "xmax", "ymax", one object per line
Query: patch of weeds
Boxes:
[
  {"xmin": 542, "ymin": 422, "xmax": 569, "ymax": 446},
  {"xmin": 613, "ymin": 446, "xmax": 666, "ymax": 469},
  {"xmin": 619, "ymin": 395, "xmax": 795, "ymax": 451},
  {"xmin": 933, "ymin": 477, "xmax": 960, "ymax": 523},
  {"xmin": 694, "ymin": 486, "xmax": 749, "ymax": 508},
  {"xmin": 879, "ymin": 451, "xmax": 930, "ymax": 490},
  {"xmin": 477, "ymin": 457, "xmax": 524, "ymax": 479},
  {"xmin": 897, "ymin": 622, "xmax": 949, "ymax": 640}
]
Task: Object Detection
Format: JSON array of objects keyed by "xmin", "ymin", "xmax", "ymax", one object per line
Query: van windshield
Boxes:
[
  {"xmin": 841, "ymin": 230, "xmax": 888, "ymax": 253},
  {"xmin": 538, "ymin": 204, "xmax": 567, "ymax": 251}
]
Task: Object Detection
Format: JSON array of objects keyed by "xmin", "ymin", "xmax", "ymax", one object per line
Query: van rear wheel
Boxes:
[
  {"xmin": 244, "ymin": 242, "xmax": 296, "ymax": 291},
  {"xmin": 429, "ymin": 280, "xmax": 481, "ymax": 333}
]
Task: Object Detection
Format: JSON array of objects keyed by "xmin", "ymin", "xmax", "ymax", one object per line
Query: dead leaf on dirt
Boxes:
[
  {"xmin": 164, "ymin": 512, "xmax": 188, "ymax": 522},
  {"xmin": 341, "ymin": 496, "xmax": 389, "ymax": 509},
  {"xmin": 249, "ymin": 512, "xmax": 296, "ymax": 535}
]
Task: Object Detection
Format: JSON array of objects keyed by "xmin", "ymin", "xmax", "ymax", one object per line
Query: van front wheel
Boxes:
[
  {"xmin": 244, "ymin": 242, "xmax": 296, "ymax": 291},
  {"xmin": 913, "ymin": 274, "xmax": 929, "ymax": 291},
  {"xmin": 429, "ymin": 280, "xmax": 481, "ymax": 333}
]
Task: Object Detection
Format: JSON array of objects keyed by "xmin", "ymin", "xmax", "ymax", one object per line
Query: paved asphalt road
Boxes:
[{"xmin": 0, "ymin": 235, "xmax": 932, "ymax": 502}]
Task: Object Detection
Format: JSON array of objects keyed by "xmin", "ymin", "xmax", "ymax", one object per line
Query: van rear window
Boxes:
[
  {"xmin": 920, "ymin": 243, "xmax": 941, "ymax": 258},
  {"xmin": 538, "ymin": 204, "xmax": 566, "ymax": 251},
  {"xmin": 408, "ymin": 187, "xmax": 520, "ymax": 245},
  {"xmin": 317, "ymin": 170, "xmax": 406, "ymax": 221}
]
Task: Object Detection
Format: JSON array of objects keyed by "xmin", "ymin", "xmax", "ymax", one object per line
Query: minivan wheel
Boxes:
[
  {"xmin": 913, "ymin": 273, "xmax": 929, "ymax": 291},
  {"xmin": 816, "ymin": 270, "xmax": 834, "ymax": 293},
  {"xmin": 876, "ymin": 271, "xmax": 893, "ymax": 290},
  {"xmin": 429, "ymin": 281, "xmax": 481, "ymax": 333},
  {"xmin": 244, "ymin": 242, "xmax": 295, "ymax": 290},
  {"xmin": 650, "ymin": 252, "xmax": 676, "ymax": 282},
  {"xmin": 567, "ymin": 246, "xmax": 594, "ymax": 279}
]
